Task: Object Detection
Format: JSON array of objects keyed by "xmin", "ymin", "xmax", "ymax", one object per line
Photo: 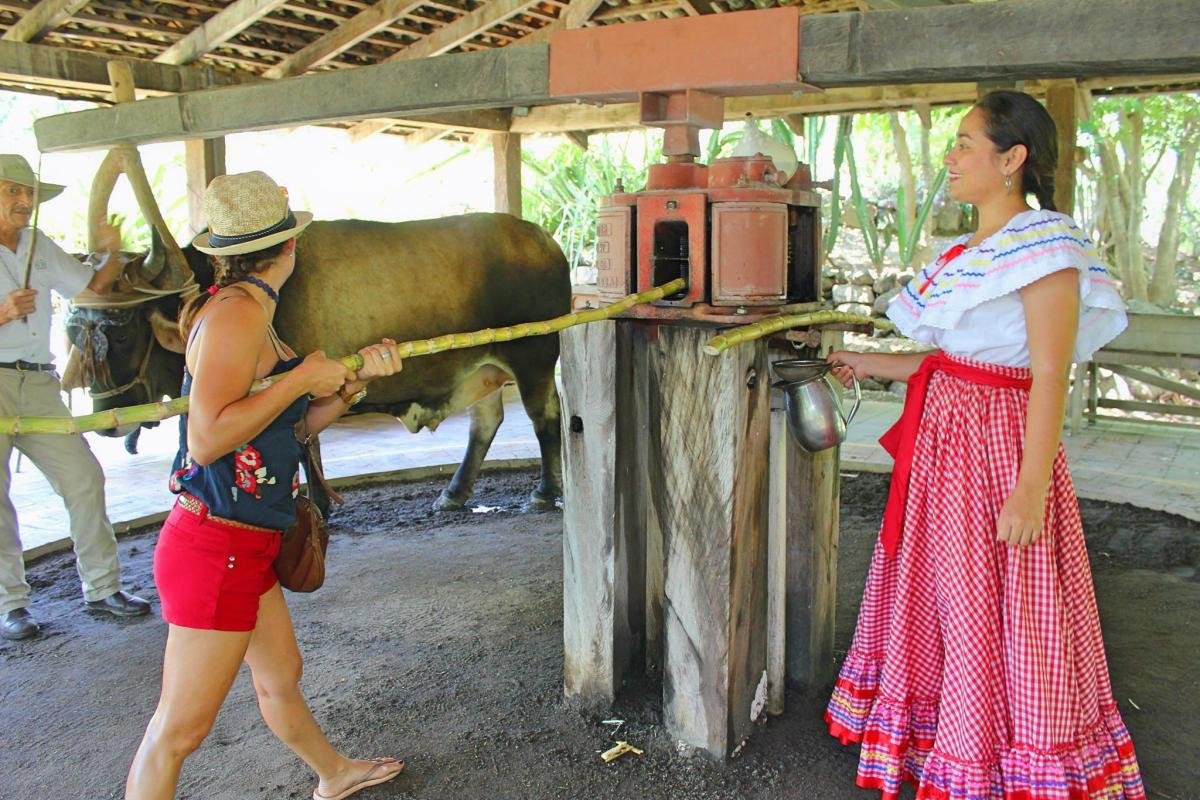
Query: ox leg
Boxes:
[
  {"xmin": 123, "ymin": 427, "xmax": 143, "ymax": 455},
  {"xmin": 434, "ymin": 389, "xmax": 505, "ymax": 512},
  {"xmin": 512, "ymin": 363, "xmax": 563, "ymax": 512}
]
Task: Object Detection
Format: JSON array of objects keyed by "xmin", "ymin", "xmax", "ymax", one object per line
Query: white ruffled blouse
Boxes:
[{"xmin": 886, "ymin": 209, "xmax": 1128, "ymax": 367}]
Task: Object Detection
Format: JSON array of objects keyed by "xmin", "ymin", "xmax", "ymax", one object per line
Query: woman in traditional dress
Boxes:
[
  {"xmin": 824, "ymin": 91, "xmax": 1146, "ymax": 799},
  {"xmin": 126, "ymin": 171, "xmax": 406, "ymax": 800}
]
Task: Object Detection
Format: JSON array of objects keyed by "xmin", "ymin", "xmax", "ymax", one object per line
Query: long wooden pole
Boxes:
[{"xmin": 0, "ymin": 278, "xmax": 687, "ymax": 435}]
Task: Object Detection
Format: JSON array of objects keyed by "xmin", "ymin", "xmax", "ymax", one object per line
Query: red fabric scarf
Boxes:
[{"xmin": 878, "ymin": 352, "xmax": 1033, "ymax": 556}]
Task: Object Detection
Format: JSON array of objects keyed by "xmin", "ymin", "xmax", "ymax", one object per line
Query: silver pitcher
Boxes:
[{"xmin": 772, "ymin": 359, "xmax": 861, "ymax": 453}]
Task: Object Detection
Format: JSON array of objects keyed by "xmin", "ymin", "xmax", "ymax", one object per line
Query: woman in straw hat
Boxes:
[
  {"xmin": 824, "ymin": 92, "xmax": 1144, "ymax": 799},
  {"xmin": 126, "ymin": 171, "xmax": 405, "ymax": 800}
]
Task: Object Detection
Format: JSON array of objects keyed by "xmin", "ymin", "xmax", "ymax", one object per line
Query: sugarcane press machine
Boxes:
[{"xmin": 550, "ymin": 7, "xmax": 847, "ymax": 759}]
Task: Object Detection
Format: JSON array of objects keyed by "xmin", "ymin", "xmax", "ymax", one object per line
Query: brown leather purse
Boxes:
[{"xmin": 274, "ymin": 423, "xmax": 344, "ymax": 593}]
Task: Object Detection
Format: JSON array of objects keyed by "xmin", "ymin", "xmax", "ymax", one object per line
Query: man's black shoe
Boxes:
[
  {"xmin": 1, "ymin": 607, "xmax": 41, "ymax": 640},
  {"xmin": 85, "ymin": 590, "xmax": 151, "ymax": 617}
]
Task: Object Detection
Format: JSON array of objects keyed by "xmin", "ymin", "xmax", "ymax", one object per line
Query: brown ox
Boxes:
[{"xmin": 66, "ymin": 213, "xmax": 569, "ymax": 511}]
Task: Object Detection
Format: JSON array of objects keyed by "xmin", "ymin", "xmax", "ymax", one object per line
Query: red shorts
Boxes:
[{"xmin": 153, "ymin": 503, "xmax": 282, "ymax": 632}]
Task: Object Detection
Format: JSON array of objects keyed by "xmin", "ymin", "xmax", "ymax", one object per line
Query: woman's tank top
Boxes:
[{"xmin": 169, "ymin": 354, "xmax": 309, "ymax": 531}]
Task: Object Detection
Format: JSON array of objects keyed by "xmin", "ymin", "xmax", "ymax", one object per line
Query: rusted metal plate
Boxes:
[
  {"xmin": 711, "ymin": 202, "xmax": 788, "ymax": 306},
  {"xmin": 549, "ymin": 7, "xmax": 802, "ymax": 101}
]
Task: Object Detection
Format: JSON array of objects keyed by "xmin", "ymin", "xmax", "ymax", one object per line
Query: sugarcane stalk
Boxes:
[
  {"xmin": 0, "ymin": 279, "xmax": 688, "ymax": 435},
  {"xmin": 703, "ymin": 311, "xmax": 895, "ymax": 357}
]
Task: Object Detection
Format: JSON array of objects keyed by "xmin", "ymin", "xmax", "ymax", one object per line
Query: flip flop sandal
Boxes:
[{"xmin": 313, "ymin": 758, "xmax": 405, "ymax": 800}]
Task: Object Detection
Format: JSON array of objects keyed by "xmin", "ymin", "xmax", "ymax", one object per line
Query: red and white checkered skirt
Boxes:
[{"xmin": 826, "ymin": 354, "xmax": 1145, "ymax": 800}]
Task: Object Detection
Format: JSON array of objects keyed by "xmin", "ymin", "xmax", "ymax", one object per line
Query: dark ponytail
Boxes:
[
  {"xmin": 178, "ymin": 241, "xmax": 287, "ymax": 339},
  {"xmin": 974, "ymin": 90, "xmax": 1059, "ymax": 211}
]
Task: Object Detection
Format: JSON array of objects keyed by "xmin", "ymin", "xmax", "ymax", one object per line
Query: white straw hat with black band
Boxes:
[
  {"xmin": 0, "ymin": 154, "xmax": 65, "ymax": 202},
  {"xmin": 192, "ymin": 171, "xmax": 313, "ymax": 256}
]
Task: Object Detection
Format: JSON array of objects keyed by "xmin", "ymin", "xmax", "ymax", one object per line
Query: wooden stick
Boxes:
[
  {"xmin": 0, "ymin": 278, "xmax": 688, "ymax": 436},
  {"xmin": 703, "ymin": 311, "xmax": 894, "ymax": 356},
  {"xmin": 20, "ymin": 154, "xmax": 43, "ymax": 294}
]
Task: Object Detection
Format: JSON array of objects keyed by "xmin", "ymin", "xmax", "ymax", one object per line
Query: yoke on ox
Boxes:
[{"xmin": 64, "ymin": 156, "xmax": 568, "ymax": 512}]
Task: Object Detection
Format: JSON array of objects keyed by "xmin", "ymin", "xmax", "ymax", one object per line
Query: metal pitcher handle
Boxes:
[
  {"xmin": 845, "ymin": 371, "xmax": 861, "ymax": 424},
  {"xmin": 829, "ymin": 361, "xmax": 862, "ymax": 425}
]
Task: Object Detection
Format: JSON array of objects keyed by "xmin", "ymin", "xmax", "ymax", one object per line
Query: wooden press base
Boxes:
[{"xmin": 560, "ymin": 319, "xmax": 843, "ymax": 759}]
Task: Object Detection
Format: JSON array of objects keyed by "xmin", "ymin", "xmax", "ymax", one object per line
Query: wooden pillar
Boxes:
[
  {"xmin": 780, "ymin": 329, "xmax": 844, "ymax": 691},
  {"xmin": 562, "ymin": 319, "xmax": 809, "ymax": 759},
  {"xmin": 1045, "ymin": 80, "xmax": 1078, "ymax": 215},
  {"xmin": 644, "ymin": 324, "xmax": 771, "ymax": 758},
  {"xmin": 560, "ymin": 321, "xmax": 640, "ymax": 707},
  {"xmin": 492, "ymin": 131, "xmax": 522, "ymax": 218},
  {"xmin": 185, "ymin": 137, "xmax": 225, "ymax": 239}
]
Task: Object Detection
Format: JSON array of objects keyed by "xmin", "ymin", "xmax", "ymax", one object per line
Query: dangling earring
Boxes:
[{"xmin": 1004, "ymin": 174, "xmax": 1013, "ymax": 194}]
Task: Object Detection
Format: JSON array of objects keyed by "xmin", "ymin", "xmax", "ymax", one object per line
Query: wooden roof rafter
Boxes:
[
  {"xmin": 156, "ymin": 0, "xmax": 291, "ymax": 65},
  {"xmin": 345, "ymin": 0, "xmax": 555, "ymax": 140},
  {"xmin": 1, "ymin": 0, "xmax": 91, "ymax": 43},
  {"xmin": 262, "ymin": 0, "xmax": 429, "ymax": 77}
]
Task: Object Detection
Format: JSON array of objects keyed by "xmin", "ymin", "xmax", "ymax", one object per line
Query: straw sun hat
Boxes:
[
  {"xmin": 192, "ymin": 170, "xmax": 313, "ymax": 256},
  {"xmin": 0, "ymin": 154, "xmax": 65, "ymax": 202}
]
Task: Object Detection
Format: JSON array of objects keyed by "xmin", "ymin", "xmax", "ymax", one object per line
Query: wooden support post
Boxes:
[
  {"xmin": 781, "ymin": 329, "xmax": 844, "ymax": 690},
  {"xmin": 1045, "ymin": 79, "xmax": 1078, "ymax": 215},
  {"xmin": 560, "ymin": 321, "xmax": 640, "ymax": 707},
  {"xmin": 766, "ymin": 402, "xmax": 789, "ymax": 716},
  {"xmin": 643, "ymin": 324, "xmax": 770, "ymax": 758},
  {"xmin": 184, "ymin": 137, "xmax": 226, "ymax": 239},
  {"xmin": 492, "ymin": 131, "xmax": 522, "ymax": 218}
]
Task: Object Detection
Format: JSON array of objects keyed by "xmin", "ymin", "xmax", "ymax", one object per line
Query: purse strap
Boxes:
[{"xmin": 294, "ymin": 419, "xmax": 345, "ymax": 506}]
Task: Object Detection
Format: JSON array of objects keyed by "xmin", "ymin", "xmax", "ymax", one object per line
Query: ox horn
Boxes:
[{"xmin": 86, "ymin": 61, "xmax": 195, "ymax": 293}]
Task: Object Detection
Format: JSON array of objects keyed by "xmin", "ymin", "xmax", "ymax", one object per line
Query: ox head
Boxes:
[
  {"xmin": 64, "ymin": 297, "xmax": 187, "ymax": 437},
  {"xmin": 62, "ymin": 225, "xmax": 213, "ymax": 438}
]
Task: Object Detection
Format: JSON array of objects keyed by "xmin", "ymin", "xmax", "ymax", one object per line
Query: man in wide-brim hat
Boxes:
[{"xmin": 0, "ymin": 154, "xmax": 150, "ymax": 641}]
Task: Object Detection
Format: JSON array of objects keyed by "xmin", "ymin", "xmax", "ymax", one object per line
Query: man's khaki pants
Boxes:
[{"xmin": 0, "ymin": 368, "xmax": 120, "ymax": 614}]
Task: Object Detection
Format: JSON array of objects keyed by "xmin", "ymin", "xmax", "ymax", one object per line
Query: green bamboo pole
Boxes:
[
  {"xmin": 703, "ymin": 311, "xmax": 894, "ymax": 357},
  {"xmin": 0, "ymin": 278, "xmax": 687, "ymax": 436}
]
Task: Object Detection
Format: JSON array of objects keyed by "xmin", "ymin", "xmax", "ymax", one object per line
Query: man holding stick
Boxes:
[{"xmin": 0, "ymin": 154, "xmax": 149, "ymax": 641}]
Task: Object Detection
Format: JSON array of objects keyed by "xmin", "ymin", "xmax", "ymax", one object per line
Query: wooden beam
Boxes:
[
  {"xmin": 262, "ymin": 0, "xmax": 427, "ymax": 79},
  {"xmin": 563, "ymin": 0, "xmax": 607, "ymax": 29},
  {"xmin": 35, "ymin": 45, "xmax": 549, "ymax": 152},
  {"xmin": 0, "ymin": 39, "xmax": 242, "ymax": 96},
  {"xmin": 513, "ymin": 73, "xmax": 1200, "ymax": 133},
  {"xmin": 345, "ymin": 0, "xmax": 545, "ymax": 141},
  {"xmin": 799, "ymin": 0, "xmax": 1200, "ymax": 86},
  {"xmin": 675, "ymin": 0, "xmax": 715, "ymax": 16},
  {"xmin": 859, "ymin": 0, "xmax": 962, "ymax": 8},
  {"xmin": 34, "ymin": 0, "xmax": 1200, "ymax": 151},
  {"xmin": 387, "ymin": 0, "xmax": 545, "ymax": 61},
  {"xmin": 184, "ymin": 137, "xmax": 225, "ymax": 239},
  {"xmin": 1, "ymin": 0, "xmax": 90, "ymax": 43},
  {"xmin": 155, "ymin": 0, "xmax": 290, "ymax": 66},
  {"xmin": 1044, "ymin": 79, "xmax": 1078, "ymax": 215},
  {"xmin": 492, "ymin": 131, "xmax": 522, "ymax": 216},
  {"xmin": 406, "ymin": 127, "xmax": 452, "ymax": 146}
]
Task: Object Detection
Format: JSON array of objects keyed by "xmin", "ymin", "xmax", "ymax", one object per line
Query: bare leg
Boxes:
[
  {"xmin": 125, "ymin": 625, "xmax": 252, "ymax": 800},
  {"xmin": 244, "ymin": 584, "xmax": 402, "ymax": 798}
]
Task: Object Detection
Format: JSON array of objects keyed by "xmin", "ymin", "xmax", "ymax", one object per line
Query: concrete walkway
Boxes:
[{"xmin": 12, "ymin": 397, "xmax": 1200, "ymax": 561}]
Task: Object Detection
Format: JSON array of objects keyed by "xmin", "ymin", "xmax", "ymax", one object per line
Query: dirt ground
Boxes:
[{"xmin": 2, "ymin": 469, "xmax": 1197, "ymax": 800}]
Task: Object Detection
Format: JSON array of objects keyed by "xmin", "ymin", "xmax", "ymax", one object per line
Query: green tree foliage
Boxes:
[{"xmin": 1080, "ymin": 93, "xmax": 1200, "ymax": 306}]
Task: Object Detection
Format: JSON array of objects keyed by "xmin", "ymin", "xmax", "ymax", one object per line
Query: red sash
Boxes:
[{"xmin": 878, "ymin": 353, "xmax": 1032, "ymax": 557}]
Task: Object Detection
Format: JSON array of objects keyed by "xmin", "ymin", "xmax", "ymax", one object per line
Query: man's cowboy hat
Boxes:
[
  {"xmin": 0, "ymin": 154, "xmax": 65, "ymax": 202},
  {"xmin": 192, "ymin": 171, "xmax": 313, "ymax": 256}
]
